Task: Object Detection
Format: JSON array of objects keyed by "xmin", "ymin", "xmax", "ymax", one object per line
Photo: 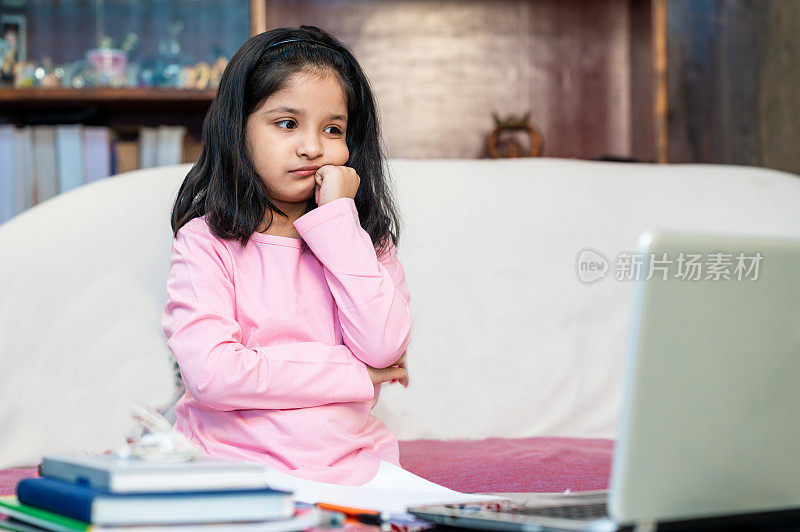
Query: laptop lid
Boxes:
[{"xmin": 609, "ymin": 230, "xmax": 800, "ymax": 524}]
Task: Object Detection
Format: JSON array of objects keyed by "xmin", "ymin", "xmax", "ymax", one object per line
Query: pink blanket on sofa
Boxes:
[
  {"xmin": 0, "ymin": 437, "xmax": 613, "ymax": 496},
  {"xmin": 399, "ymin": 437, "xmax": 613, "ymax": 493}
]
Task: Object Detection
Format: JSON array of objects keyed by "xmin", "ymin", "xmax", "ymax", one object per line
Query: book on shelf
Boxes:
[
  {"xmin": 0, "ymin": 125, "xmax": 14, "ymax": 225},
  {"xmin": 15, "ymin": 477, "xmax": 294, "ymax": 526},
  {"xmin": 115, "ymin": 139, "xmax": 139, "ymax": 175},
  {"xmin": 12, "ymin": 127, "xmax": 33, "ymax": 216},
  {"xmin": 156, "ymin": 126, "xmax": 187, "ymax": 167},
  {"xmin": 139, "ymin": 127, "xmax": 159, "ymax": 169},
  {"xmin": 32, "ymin": 126, "xmax": 58, "ymax": 204},
  {"xmin": 54, "ymin": 125, "xmax": 84, "ymax": 194},
  {"xmin": 83, "ymin": 127, "xmax": 111, "ymax": 184},
  {"xmin": 140, "ymin": 125, "xmax": 187, "ymax": 169}
]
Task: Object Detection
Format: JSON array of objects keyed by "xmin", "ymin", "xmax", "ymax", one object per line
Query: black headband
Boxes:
[{"xmin": 266, "ymin": 38, "xmax": 339, "ymax": 53}]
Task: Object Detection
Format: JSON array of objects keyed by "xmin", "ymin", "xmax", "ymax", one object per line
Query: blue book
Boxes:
[
  {"xmin": 15, "ymin": 478, "xmax": 294, "ymax": 526},
  {"xmin": 55, "ymin": 125, "xmax": 84, "ymax": 194},
  {"xmin": 0, "ymin": 125, "xmax": 14, "ymax": 225},
  {"xmin": 82, "ymin": 127, "xmax": 111, "ymax": 183}
]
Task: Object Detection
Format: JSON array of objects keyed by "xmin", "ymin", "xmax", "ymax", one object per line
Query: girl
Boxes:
[{"xmin": 161, "ymin": 25, "xmax": 412, "ymax": 486}]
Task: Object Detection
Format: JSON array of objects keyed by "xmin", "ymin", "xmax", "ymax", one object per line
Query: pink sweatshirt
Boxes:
[{"xmin": 161, "ymin": 197, "xmax": 413, "ymax": 485}]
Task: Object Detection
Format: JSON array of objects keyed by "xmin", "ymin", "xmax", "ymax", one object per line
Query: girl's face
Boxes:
[{"xmin": 245, "ymin": 69, "xmax": 349, "ymax": 215}]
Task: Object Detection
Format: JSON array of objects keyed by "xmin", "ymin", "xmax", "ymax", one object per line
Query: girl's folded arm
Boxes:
[
  {"xmin": 295, "ymin": 198, "xmax": 413, "ymax": 369},
  {"xmin": 161, "ymin": 226, "xmax": 375, "ymax": 412}
]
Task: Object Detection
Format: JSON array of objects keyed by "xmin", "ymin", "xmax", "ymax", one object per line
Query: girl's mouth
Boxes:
[{"xmin": 290, "ymin": 169, "xmax": 317, "ymax": 177}]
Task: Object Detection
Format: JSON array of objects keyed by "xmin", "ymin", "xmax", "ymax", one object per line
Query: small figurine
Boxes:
[
  {"xmin": 485, "ymin": 111, "xmax": 544, "ymax": 158},
  {"xmin": 151, "ymin": 22, "xmax": 184, "ymax": 87},
  {"xmin": 38, "ymin": 56, "xmax": 61, "ymax": 88},
  {"xmin": 0, "ymin": 25, "xmax": 18, "ymax": 86},
  {"xmin": 13, "ymin": 61, "xmax": 36, "ymax": 88},
  {"xmin": 86, "ymin": 35, "xmax": 128, "ymax": 87},
  {"xmin": 63, "ymin": 59, "xmax": 95, "ymax": 89},
  {"xmin": 182, "ymin": 61, "xmax": 211, "ymax": 89}
]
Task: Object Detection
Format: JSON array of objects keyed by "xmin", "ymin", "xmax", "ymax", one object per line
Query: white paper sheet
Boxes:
[{"xmin": 262, "ymin": 461, "xmax": 508, "ymax": 514}]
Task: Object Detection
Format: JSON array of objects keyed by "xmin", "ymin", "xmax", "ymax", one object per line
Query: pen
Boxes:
[
  {"xmin": 316, "ymin": 502, "xmax": 381, "ymax": 518},
  {"xmin": 314, "ymin": 504, "xmax": 431, "ymax": 528}
]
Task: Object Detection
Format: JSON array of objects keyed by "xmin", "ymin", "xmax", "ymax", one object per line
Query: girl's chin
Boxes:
[
  {"xmin": 271, "ymin": 183, "xmax": 314, "ymax": 200},
  {"xmin": 278, "ymin": 192, "xmax": 315, "ymax": 204}
]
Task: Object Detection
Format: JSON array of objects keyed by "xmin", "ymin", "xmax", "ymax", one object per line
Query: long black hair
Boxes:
[{"xmin": 170, "ymin": 25, "xmax": 402, "ymax": 257}]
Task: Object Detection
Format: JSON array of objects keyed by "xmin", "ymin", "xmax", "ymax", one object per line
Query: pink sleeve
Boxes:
[
  {"xmin": 161, "ymin": 225, "xmax": 375, "ymax": 412},
  {"xmin": 294, "ymin": 198, "xmax": 413, "ymax": 369}
]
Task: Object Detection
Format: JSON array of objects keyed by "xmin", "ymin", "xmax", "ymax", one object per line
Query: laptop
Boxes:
[{"xmin": 408, "ymin": 230, "xmax": 800, "ymax": 531}]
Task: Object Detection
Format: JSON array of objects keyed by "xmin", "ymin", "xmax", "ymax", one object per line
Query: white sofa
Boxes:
[{"xmin": 2, "ymin": 158, "xmax": 799, "ymax": 468}]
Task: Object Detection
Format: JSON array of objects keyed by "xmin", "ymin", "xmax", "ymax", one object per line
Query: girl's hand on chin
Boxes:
[{"xmin": 314, "ymin": 165, "xmax": 360, "ymax": 206}]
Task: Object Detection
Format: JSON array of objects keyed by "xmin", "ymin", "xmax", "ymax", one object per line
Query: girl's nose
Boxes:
[{"xmin": 297, "ymin": 133, "xmax": 323, "ymax": 159}]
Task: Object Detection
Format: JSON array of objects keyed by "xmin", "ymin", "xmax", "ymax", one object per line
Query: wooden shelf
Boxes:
[
  {"xmin": 0, "ymin": 87, "xmax": 215, "ymax": 134},
  {"xmin": 0, "ymin": 87, "xmax": 217, "ymax": 104}
]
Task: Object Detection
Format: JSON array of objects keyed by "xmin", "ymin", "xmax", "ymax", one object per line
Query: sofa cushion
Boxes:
[{"xmin": 0, "ymin": 438, "xmax": 613, "ymax": 497}]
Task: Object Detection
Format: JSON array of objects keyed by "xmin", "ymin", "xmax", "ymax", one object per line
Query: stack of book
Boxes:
[{"xmin": 0, "ymin": 454, "xmax": 321, "ymax": 532}]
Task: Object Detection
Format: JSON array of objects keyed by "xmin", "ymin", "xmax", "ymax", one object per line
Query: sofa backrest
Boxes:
[
  {"xmin": 0, "ymin": 165, "xmax": 180, "ymax": 467},
  {"xmin": 374, "ymin": 158, "xmax": 800, "ymax": 441},
  {"xmin": 1, "ymin": 158, "xmax": 798, "ymax": 467}
]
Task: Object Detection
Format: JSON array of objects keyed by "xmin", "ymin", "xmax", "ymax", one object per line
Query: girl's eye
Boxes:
[{"xmin": 275, "ymin": 120, "xmax": 343, "ymax": 135}]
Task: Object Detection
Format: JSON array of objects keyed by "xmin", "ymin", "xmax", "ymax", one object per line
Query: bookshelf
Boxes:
[
  {"xmin": 0, "ymin": 0, "xmax": 265, "ymax": 166},
  {"xmin": 0, "ymin": 0, "xmax": 266, "ymax": 224}
]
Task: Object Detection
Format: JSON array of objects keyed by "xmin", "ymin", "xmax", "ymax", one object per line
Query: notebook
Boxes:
[{"xmin": 408, "ymin": 230, "xmax": 800, "ymax": 531}]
